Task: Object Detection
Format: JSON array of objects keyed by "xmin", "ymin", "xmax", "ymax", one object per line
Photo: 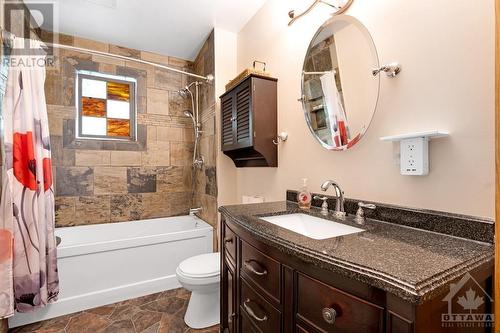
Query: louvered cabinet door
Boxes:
[
  {"xmin": 219, "ymin": 74, "xmax": 277, "ymax": 167},
  {"xmin": 233, "ymin": 79, "xmax": 253, "ymax": 149},
  {"xmin": 221, "ymin": 93, "xmax": 235, "ymax": 151}
]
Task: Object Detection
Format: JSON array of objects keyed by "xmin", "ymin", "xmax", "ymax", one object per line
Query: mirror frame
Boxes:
[{"xmin": 301, "ymin": 15, "xmax": 380, "ymax": 151}]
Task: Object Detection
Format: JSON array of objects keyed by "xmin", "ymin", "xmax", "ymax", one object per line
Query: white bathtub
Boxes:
[{"xmin": 9, "ymin": 215, "xmax": 213, "ymax": 328}]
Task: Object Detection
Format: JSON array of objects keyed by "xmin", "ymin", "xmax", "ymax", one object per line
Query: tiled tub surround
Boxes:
[
  {"xmin": 36, "ymin": 31, "xmax": 219, "ymax": 227},
  {"xmin": 9, "ymin": 289, "xmax": 219, "ymax": 333},
  {"xmin": 218, "ymin": 197, "xmax": 494, "ymax": 304},
  {"xmin": 191, "ymin": 31, "xmax": 218, "ymax": 227}
]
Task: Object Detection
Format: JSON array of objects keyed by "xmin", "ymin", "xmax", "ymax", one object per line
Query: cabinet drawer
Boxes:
[
  {"xmin": 241, "ymin": 278, "xmax": 281, "ymax": 333},
  {"xmin": 296, "ymin": 325, "xmax": 312, "ymax": 333},
  {"xmin": 223, "ymin": 224, "xmax": 237, "ymax": 263},
  {"xmin": 241, "ymin": 240, "xmax": 281, "ymax": 303},
  {"xmin": 240, "ymin": 310, "xmax": 260, "ymax": 333},
  {"xmin": 297, "ymin": 273, "xmax": 384, "ymax": 333}
]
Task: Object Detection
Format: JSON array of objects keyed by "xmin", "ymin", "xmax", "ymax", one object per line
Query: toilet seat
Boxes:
[{"xmin": 177, "ymin": 252, "xmax": 220, "ymax": 278}]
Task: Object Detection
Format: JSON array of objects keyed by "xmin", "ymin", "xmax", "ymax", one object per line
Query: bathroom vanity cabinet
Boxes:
[
  {"xmin": 220, "ymin": 74, "xmax": 278, "ymax": 167},
  {"xmin": 220, "ymin": 214, "xmax": 493, "ymax": 333}
]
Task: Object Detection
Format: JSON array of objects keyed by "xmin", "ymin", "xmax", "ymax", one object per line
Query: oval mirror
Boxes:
[{"xmin": 301, "ymin": 15, "xmax": 379, "ymax": 150}]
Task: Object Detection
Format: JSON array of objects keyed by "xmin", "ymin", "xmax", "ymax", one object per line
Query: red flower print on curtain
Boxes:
[
  {"xmin": 42, "ymin": 158, "xmax": 53, "ymax": 192},
  {"xmin": 0, "ymin": 37, "xmax": 59, "ymax": 319},
  {"xmin": 11, "ymin": 132, "xmax": 53, "ymax": 192},
  {"xmin": 13, "ymin": 132, "xmax": 37, "ymax": 191}
]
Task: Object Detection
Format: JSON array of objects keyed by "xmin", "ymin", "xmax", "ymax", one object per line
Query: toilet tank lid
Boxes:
[{"xmin": 179, "ymin": 252, "xmax": 220, "ymax": 277}]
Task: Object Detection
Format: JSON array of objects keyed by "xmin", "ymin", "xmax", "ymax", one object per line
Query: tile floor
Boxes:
[{"xmin": 9, "ymin": 289, "xmax": 219, "ymax": 333}]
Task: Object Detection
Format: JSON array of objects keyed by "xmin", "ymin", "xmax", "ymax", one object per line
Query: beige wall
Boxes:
[
  {"xmin": 214, "ymin": 28, "xmax": 238, "ymax": 210},
  {"xmin": 227, "ymin": 0, "xmax": 495, "ymax": 218}
]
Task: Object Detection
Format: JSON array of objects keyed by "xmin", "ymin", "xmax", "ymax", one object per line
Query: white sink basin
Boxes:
[{"xmin": 260, "ymin": 213, "xmax": 364, "ymax": 240}]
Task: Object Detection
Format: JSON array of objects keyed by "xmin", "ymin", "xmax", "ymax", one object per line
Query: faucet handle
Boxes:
[
  {"xmin": 358, "ymin": 202, "xmax": 376, "ymax": 210},
  {"xmin": 354, "ymin": 202, "xmax": 376, "ymax": 225},
  {"xmin": 313, "ymin": 196, "xmax": 329, "ymax": 216}
]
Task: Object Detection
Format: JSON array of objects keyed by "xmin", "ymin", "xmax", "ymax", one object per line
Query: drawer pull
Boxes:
[
  {"xmin": 244, "ymin": 260, "xmax": 268, "ymax": 276},
  {"xmin": 224, "ymin": 237, "xmax": 233, "ymax": 244},
  {"xmin": 243, "ymin": 299, "xmax": 268, "ymax": 322},
  {"xmin": 322, "ymin": 307, "xmax": 337, "ymax": 325}
]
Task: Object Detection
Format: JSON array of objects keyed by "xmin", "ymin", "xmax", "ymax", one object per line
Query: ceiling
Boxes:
[{"xmin": 30, "ymin": 0, "xmax": 266, "ymax": 60}]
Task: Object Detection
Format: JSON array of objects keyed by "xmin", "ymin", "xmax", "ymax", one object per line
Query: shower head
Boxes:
[
  {"xmin": 177, "ymin": 81, "xmax": 199, "ymax": 99},
  {"xmin": 183, "ymin": 110, "xmax": 194, "ymax": 118}
]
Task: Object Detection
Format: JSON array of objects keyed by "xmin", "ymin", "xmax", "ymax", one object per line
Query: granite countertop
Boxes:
[{"xmin": 219, "ymin": 201, "xmax": 494, "ymax": 304}]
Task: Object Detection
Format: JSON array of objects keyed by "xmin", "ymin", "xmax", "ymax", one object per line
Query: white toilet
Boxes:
[{"xmin": 176, "ymin": 252, "xmax": 220, "ymax": 329}]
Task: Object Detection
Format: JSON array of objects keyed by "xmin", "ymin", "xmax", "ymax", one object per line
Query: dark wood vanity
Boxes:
[{"xmin": 219, "ymin": 200, "xmax": 494, "ymax": 333}]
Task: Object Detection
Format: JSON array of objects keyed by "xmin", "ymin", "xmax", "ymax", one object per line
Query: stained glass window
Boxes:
[{"xmin": 76, "ymin": 70, "xmax": 136, "ymax": 141}]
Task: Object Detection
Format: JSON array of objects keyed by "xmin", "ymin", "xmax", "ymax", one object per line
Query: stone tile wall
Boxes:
[
  {"xmin": 191, "ymin": 31, "xmax": 218, "ymax": 228},
  {"xmin": 40, "ymin": 32, "xmax": 202, "ymax": 227}
]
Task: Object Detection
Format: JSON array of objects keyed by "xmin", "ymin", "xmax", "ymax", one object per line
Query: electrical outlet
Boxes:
[{"xmin": 400, "ymin": 138, "xmax": 429, "ymax": 176}]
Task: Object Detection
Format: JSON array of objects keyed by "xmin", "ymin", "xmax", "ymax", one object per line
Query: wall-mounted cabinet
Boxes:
[{"xmin": 220, "ymin": 74, "xmax": 278, "ymax": 167}]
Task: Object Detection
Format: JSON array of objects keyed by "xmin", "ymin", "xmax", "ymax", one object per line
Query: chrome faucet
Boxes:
[{"xmin": 320, "ymin": 180, "xmax": 346, "ymax": 219}]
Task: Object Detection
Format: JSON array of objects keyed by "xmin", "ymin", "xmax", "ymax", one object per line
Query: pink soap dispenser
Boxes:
[{"xmin": 297, "ymin": 178, "xmax": 312, "ymax": 210}]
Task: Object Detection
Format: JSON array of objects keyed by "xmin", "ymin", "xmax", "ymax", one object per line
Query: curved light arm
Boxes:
[{"xmin": 288, "ymin": 0, "xmax": 353, "ymax": 26}]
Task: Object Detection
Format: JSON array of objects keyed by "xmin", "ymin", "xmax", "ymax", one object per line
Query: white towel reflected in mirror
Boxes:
[{"xmin": 320, "ymin": 71, "xmax": 349, "ymax": 148}]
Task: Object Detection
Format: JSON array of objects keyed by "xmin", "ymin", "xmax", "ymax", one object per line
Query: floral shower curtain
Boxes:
[{"xmin": 0, "ymin": 37, "xmax": 59, "ymax": 318}]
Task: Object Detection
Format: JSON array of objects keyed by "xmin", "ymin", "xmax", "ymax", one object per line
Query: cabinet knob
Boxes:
[
  {"xmin": 322, "ymin": 307, "xmax": 337, "ymax": 325},
  {"xmin": 224, "ymin": 237, "xmax": 233, "ymax": 244},
  {"xmin": 230, "ymin": 117, "xmax": 236, "ymax": 122}
]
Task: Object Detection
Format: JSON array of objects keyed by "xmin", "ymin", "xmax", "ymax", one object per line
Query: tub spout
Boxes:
[{"xmin": 189, "ymin": 207, "xmax": 203, "ymax": 216}]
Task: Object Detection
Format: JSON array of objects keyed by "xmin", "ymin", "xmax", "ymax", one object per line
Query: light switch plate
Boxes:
[{"xmin": 400, "ymin": 138, "xmax": 429, "ymax": 176}]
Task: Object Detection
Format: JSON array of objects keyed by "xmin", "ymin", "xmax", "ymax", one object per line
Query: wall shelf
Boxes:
[
  {"xmin": 380, "ymin": 130, "xmax": 449, "ymax": 176},
  {"xmin": 380, "ymin": 130, "xmax": 449, "ymax": 142}
]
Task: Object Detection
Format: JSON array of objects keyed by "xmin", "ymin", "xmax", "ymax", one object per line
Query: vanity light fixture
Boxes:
[{"xmin": 288, "ymin": 0, "xmax": 353, "ymax": 26}]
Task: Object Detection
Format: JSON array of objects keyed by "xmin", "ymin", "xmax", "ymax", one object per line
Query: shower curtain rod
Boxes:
[{"xmin": 0, "ymin": 28, "xmax": 213, "ymax": 82}]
